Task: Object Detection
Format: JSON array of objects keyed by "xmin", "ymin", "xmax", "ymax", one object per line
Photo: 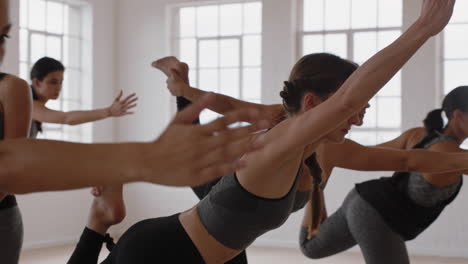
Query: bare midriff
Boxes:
[{"xmin": 179, "ymin": 208, "xmax": 240, "ymax": 264}]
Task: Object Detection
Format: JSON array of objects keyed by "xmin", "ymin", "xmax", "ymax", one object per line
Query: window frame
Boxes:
[
  {"xmin": 168, "ymin": 0, "xmax": 263, "ymax": 122},
  {"xmin": 19, "ymin": 0, "xmax": 92, "ymax": 143}
]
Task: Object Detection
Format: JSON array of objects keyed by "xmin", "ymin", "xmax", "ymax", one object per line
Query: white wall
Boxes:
[
  {"xmin": 1, "ymin": 0, "xmax": 122, "ymax": 250},
  {"xmin": 113, "ymin": 0, "xmax": 468, "ymax": 259}
]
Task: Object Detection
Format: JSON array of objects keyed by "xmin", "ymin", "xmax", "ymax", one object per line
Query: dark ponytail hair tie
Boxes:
[{"xmin": 423, "ymin": 108, "xmax": 444, "ymax": 133}]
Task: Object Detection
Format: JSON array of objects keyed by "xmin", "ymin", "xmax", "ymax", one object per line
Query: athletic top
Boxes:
[
  {"xmin": 355, "ymin": 132, "xmax": 463, "ymax": 240},
  {"xmin": 294, "ymin": 191, "xmax": 311, "ymax": 212},
  {"xmin": 0, "ymin": 73, "xmax": 18, "ymax": 210},
  {"xmin": 29, "ymin": 85, "xmax": 41, "ymax": 138},
  {"xmin": 197, "ymin": 167, "xmax": 304, "ymax": 250}
]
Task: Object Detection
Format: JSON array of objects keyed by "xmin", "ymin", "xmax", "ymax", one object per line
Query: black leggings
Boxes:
[{"xmin": 68, "ymin": 214, "xmax": 205, "ymax": 264}]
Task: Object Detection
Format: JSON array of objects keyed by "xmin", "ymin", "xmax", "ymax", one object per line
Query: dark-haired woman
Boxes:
[
  {"xmin": 159, "ymin": 58, "xmax": 468, "ymax": 263},
  {"xmin": 298, "ymin": 86, "xmax": 468, "ymax": 264},
  {"xmin": 66, "ymin": 1, "xmax": 461, "ymax": 263},
  {"xmin": 30, "ymin": 57, "xmax": 137, "ymax": 138}
]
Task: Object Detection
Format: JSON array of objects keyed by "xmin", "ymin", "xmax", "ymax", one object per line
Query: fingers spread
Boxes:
[
  {"xmin": 115, "ymin": 90, "xmax": 123, "ymax": 101},
  {"xmin": 121, "ymin": 93, "xmax": 137, "ymax": 104}
]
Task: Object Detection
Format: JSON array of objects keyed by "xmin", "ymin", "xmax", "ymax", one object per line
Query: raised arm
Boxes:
[
  {"xmin": 322, "ymin": 138, "xmax": 468, "ymax": 175},
  {"xmin": 153, "ymin": 56, "xmax": 283, "ymax": 125},
  {"xmin": 0, "ymin": 94, "xmax": 270, "ymax": 194},
  {"xmin": 289, "ymin": 0, "xmax": 455, "ymax": 149},
  {"xmin": 32, "ymin": 90, "xmax": 137, "ymax": 125}
]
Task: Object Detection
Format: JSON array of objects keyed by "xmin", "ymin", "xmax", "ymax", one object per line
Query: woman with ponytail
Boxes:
[
  {"xmin": 153, "ymin": 43, "xmax": 468, "ymax": 264},
  {"xmin": 29, "ymin": 57, "xmax": 138, "ymax": 138},
  {"xmin": 158, "ymin": 59, "xmax": 468, "ymax": 264}
]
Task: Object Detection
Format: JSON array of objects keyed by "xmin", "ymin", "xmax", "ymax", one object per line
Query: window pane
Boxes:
[
  {"xmin": 378, "ymin": 0, "xmax": 402, "ymax": 27},
  {"xmin": 444, "ymin": 60, "xmax": 468, "ymax": 94},
  {"xmin": 220, "ymin": 4, "xmax": 242, "ymax": 36},
  {"xmin": 243, "ymin": 2, "xmax": 262, "ymax": 34},
  {"xmin": 197, "ymin": 5, "xmax": 219, "ymax": 37},
  {"xmin": 378, "ymin": 72, "xmax": 401, "ymax": 96},
  {"xmin": 303, "ymin": 0, "xmax": 324, "ymax": 31},
  {"xmin": 352, "ymin": 0, "xmax": 377, "ymax": 29},
  {"xmin": 361, "ymin": 98, "xmax": 377, "ymax": 128},
  {"xmin": 324, "ymin": 33, "xmax": 347, "ymax": 58},
  {"xmin": 377, "ymin": 97, "xmax": 401, "ymax": 128},
  {"xmin": 242, "ymin": 68, "xmax": 261, "ymax": 99},
  {"xmin": 47, "ymin": 1, "xmax": 64, "ymax": 34},
  {"xmin": 46, "ymin": 36, "xmax": 62, "ymax": 60},
  {"xmin": 180, "ymin": 7, "xmax": 195, "ymax": 37},
  {"xmin": 451, "ymin": 0, "xmax": 468, "ymax": 23},
  {"xmin": 325, "ymin": 0, "xmax": 350, "ymax": 30},
  {"xmin": 349, "ymin": 131, "xmax": 377, "ymax": 146},
  {"xmin": 220, "ymin": 39, "xmax": 240, "ymax": 67},
  {"xmin": 354, "ymin": 32, "xmax": 377, "ymax": 63},
  {"xmin": 199, "ymin": 69, "xmax": 219, "ymax": 92},
  {"xmin": 199, "ymin": 40, "xmax": 219, "ymax": 68},
  {"xmin": 303, "ymin": 34, "xmax": 324, "ymax": 55},
  {"xmin": 20, "ymin": 29, "xmax": 28, "ymax": 62},
  {"xmin": 20, "ymin": 63, "xmax": 29, "ymax": 81},
  {"xmin": 189, "ymin": 70, "xmax": 197, "ymax": 87},
  {"xmin": 444, "ymin": 25, "xmax": 468, "ymax": 59},
  {"xmin": 20, "ymin": 0, "xmax": 28, "ymax": 28},
  {"xmin": 180, "ymin": 38, "xmax": 197, "ymax": 68},
  {"xmin": 29, "ymin": 0, "xmax": 46, "ymax": 31},
  {"xmin": 220, "ymin": 68, "xmax": 240, "ymax": 98},
  {"xmin": 64, "ymin": 37, "xmax": 81, "ymax": 68},
  {"xmin": 30, "ymin": 33, "xmax": 46, "ymax": 63},
  {"xmin": 64, "ymin": 5, "xmax": 81, "ymax": 37},
  {"xmin": 63, "ymin": 70, "xmax": 81, "ymax": 100},
  {"xmin": 243, "ymin": 35, "xmax": 261, "ymax": 66}
]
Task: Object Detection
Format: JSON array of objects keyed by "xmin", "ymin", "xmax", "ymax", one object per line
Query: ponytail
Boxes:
[{"xmin": 423, "ymin": 109, "xmax": 444, "ymax": 133}]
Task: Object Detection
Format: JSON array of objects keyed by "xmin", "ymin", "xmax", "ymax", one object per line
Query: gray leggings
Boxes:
[
  {"xmin": 300, "ymin": 189, "xmax": 409, "ymax": 264},
  {"xmin": 0, "ymin": 206, "xmax": 24, "ymax": 264}
]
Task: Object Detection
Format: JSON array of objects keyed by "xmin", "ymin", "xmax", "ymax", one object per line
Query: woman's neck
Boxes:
[
  {"xmin": 32, "ymin": 86, "xmax": 48, "ymax": 103},
  {"xmin": 442, "ymin": 125, "xmax": 466, "ymax": 145}
]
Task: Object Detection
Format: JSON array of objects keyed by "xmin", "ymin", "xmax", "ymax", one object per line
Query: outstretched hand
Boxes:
[
  {"xmin": 147, "ymin": 93, "xmax": 271, "ymax": 187},
  {"xmin": 109, "ymin": 90, "xmax": 138, "ymax": 117}
]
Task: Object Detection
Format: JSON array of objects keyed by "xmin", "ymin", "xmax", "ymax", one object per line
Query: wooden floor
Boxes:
[{"xmin": 20, "ymin": 245, "xmax": 468, "ymax": 264}]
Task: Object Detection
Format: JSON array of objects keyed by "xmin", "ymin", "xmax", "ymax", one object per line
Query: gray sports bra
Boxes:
[
  {"xmin": 197, "ymin": 167, "xmax": 304, "ymax": 250},
  {"xmin": 407, "ymin": 132, "xmax": 462, "ymax": 207}
]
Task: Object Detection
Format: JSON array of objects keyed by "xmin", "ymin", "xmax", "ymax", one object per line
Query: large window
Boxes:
[
  {"xmin": 300, "ymin": 0, "xmax": 403, "ymax": 145},
  {"xmin": 442, "ymin": 1, "xmax": 468, "ymax": 96},
  {"xmin": 19, "ymin": 0, "xmax": 90, "ymax": 142},
  {"xmin": 172, "ymin": 1, "xmax": 262, "ymax": 123}
]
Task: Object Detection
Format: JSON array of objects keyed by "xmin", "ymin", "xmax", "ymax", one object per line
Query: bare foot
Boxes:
[
  {"xmin": 87, "ymin": 185, "xmax": 126, "ymax": 235},
  {"xmin": 152, "ymin": 56, "xmax": 189, "ymax": 84}
]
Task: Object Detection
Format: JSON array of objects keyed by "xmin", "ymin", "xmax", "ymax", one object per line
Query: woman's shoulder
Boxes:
[
  {"xmin": 0, "ymin": 75, "xmax": 30, "ymax": 101},
  {"xmin": 402, "ymin": 127, "xmax": 426, "ymax": 148}
]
